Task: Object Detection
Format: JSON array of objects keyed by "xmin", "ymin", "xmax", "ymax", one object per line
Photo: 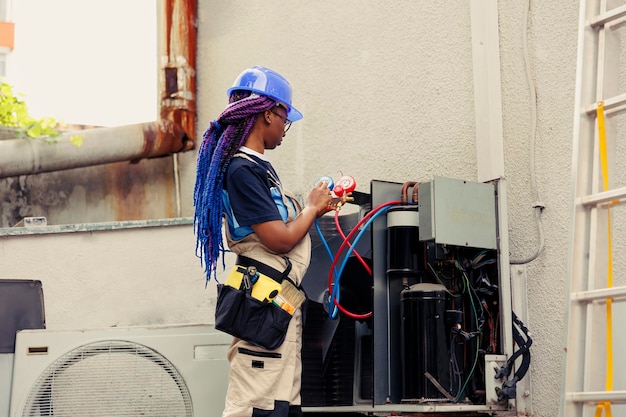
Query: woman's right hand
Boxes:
[{"xmin": 306, "ymin": 181, "xmax": 334, "ymax": 217}]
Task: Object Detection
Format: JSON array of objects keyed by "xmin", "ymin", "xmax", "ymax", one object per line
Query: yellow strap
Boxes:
[
  {"xmin": 595, "ymin": 402, "xmax": 612, "ymax": 417},
  {"xmin": 594, "ymin": 101, "xmax": 613, "ymax": 415}
]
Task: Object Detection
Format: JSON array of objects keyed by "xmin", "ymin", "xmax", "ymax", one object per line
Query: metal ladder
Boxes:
[{"xmin": 561, "ymin": 1, "xmax": 626, "ymax": 416}]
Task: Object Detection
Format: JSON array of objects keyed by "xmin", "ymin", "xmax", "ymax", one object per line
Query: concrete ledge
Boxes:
[{"xmin": 0, "ymin": 217, "xmax": 193, "ymax": 236}]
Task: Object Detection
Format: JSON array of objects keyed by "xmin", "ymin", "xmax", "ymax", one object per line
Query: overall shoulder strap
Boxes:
[{"xmin": 233, "ymin": 152, "xmax": 254, "ymax": 162}]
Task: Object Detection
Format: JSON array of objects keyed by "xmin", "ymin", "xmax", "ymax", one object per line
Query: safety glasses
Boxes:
[{"xmin": 270, "ymin": 109, "xmax": 292, "ymax": 133}]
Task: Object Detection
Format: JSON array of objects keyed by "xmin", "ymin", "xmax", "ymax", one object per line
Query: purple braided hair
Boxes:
[{"xmin": 193, "ymin": 92, "xmax": 278, "ymax": 284}]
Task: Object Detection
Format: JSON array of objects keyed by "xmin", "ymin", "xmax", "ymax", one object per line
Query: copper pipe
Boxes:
[
  {"xmin": 412, "ymin": 182, "xmax": 419, "ymax": 204},
  {"xmin": 400, "ymin": 181, "xmax": 417, "ymax": 204}
]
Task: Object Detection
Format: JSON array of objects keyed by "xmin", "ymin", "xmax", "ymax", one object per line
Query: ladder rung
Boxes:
[
  {"xmin": 578, "ymin": 186, "xmax": 626, "ymax": 207},
  {"xmin": 572, "ymin": 286, "xmax": 626, "ymax": 302},
  {"xmin": 590, "ymin": 5, "xmax": 626, "ymax": 28},
  {"xmin": 567, "ymin": 390, "xmax": 626, "ymax": 404},
  {"xmin": 585, "ymin": 93, "xmax": 626, "ymax": 116}
]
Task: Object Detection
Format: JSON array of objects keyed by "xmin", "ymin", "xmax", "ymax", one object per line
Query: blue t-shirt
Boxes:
[{"xmin": 223, "ymin": 153, "xmax": 292, "ymax": 241}]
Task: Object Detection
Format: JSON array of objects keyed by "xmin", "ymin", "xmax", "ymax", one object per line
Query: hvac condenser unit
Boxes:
[
  {"xmin": 9, "ymin": 324, "xmax": 231, "ymax": 417},
  {"xmin": 300, "ymin": 177, "xmax": 512, "ymax": 414}
]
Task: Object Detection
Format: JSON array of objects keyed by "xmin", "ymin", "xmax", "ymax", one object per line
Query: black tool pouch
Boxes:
[{"xmin": 214, "ymin": 257, "xmax": 294, "ymax": 350}]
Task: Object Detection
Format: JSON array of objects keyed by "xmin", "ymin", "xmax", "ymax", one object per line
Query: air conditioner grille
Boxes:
[{"xmin": 22, "ymin": 339, "xmax": 193, "ymax": 417}]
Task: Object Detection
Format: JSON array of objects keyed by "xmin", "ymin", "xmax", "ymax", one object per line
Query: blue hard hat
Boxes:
[{"xmin": 227, "ymin": 66, "xmax": 303, "ymax": 122}]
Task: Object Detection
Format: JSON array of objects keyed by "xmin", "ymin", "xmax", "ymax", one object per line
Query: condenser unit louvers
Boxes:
[{"xmin": 9, "ymin": 324, "xmax": 231, "ymax": 417}]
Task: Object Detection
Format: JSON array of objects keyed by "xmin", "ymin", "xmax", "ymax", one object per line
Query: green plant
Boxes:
[{"xmin": 0, "ymin": 81, "xmax": 60, "ymax": 141}]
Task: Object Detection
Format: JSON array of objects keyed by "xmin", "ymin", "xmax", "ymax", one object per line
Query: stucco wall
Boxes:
[
  {"xmin": 177, "ymin": 3, "xmax": 580, "ymax": 415},
  {"xmin": 2, "ymin": 2, "xmax": 626, "ymax": 416},
  {"xmin": 0, "ymin": 222, "xmax": 220, "ymax": 329}
]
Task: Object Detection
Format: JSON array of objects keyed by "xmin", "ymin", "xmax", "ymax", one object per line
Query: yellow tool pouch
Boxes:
[
  {"xmin": 225, "ymin": 266, "xmax": 282, "ymax": 303},
  {"xmin": 215, "ymin": 256, "xmax": 305, "ymax": 350}
]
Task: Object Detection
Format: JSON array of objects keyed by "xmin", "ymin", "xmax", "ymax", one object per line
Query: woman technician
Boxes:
[{"xmin": 193, "ymin": 66, "xmax": 332, "ymax": 417}]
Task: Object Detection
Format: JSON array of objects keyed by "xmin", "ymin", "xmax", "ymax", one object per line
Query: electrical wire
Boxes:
[
  {"xmin": 427, "ymin": 263, "xmax": 463, "ymax": 298},
  {"xmin": 453, "ymin": 258, "xmax": 483, "ymax": 402},
  {"xmin": 511, "ymin": 0, "xmax": 545, "ymax": 265},
  {"xmin": 449, "ymin": 335, "xmax": 463, "ymax": 396},
  {"xmin": 455, "ymin": 325, "xmax": 480, "ymax": 402}
]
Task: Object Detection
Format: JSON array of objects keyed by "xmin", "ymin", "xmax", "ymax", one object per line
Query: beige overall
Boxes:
[{"xmin": 221, "ymin": 157, "xmax": 311, "ymax": 417}]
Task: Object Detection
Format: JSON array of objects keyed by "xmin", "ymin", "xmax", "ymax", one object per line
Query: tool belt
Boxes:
[{"xmin": 215, "ymin": 256, "xmax": 305, "ymax": 350}]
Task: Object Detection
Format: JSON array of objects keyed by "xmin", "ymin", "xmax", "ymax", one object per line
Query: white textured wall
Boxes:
[
  {"xmin": 179, "ymin": 1, "xmax": 479, "ymax": 206},
  {"xmin": 177, "ymin": 4, "xmax": 581, "ymax": 414},
  {"xmin": 499, "ymin": 2, "xmax": 578, "ymax": 415},
  {"xmin": 3, "ymin": 2, "xmax": 626, "ymax": 417},
  {"xmin": 0, "ymin": 224, "xmax": 222, "ymax": 329}
]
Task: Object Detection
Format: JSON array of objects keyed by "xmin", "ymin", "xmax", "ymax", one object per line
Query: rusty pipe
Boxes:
[
  {"xmin": 159, "ymin": 0, "xmax": 197, "ymax": 147},
  {"xmin": 0, "ymin": 120, "xmax": 188, "ymax": 179}
]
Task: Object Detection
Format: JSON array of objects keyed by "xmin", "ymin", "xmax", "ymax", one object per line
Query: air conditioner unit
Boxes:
[{"xmin": 9, "ymin": 324, "xmax": 232, "ymax": 417}]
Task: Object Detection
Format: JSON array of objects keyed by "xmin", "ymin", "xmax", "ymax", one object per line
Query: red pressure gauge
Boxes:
[{"xmin": 333, "ymin": 175, "xmax": 356, "ymax": 197}]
